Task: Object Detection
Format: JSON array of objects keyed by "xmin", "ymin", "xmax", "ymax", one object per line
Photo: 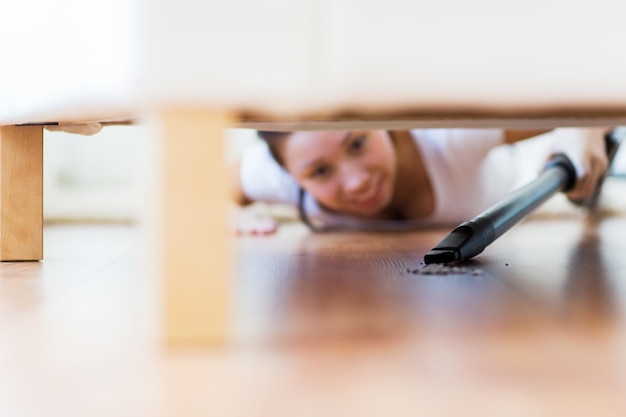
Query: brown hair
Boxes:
[{"xmin": 257, "ymin": 130, "xmax": 291, "ymax": 166}]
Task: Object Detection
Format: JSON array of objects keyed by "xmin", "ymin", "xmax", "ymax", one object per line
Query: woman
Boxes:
[{"xmin": 230, "ymin": 127, "xmax": 612, "ymax": 234}]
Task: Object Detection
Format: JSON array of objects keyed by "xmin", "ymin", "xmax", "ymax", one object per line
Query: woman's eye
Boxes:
[
  {"xmin": 350, "ymin": 135, "xmax": 367, "ymax": 151},
  {"xmin": 310, "ymin": 165, "xmax": 330, "ymax": 179}
]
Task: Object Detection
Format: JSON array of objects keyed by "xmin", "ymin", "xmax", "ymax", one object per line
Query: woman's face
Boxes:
[{"xmin": 281, "ymin": 130, "xmax": 397, "ymax": 218}]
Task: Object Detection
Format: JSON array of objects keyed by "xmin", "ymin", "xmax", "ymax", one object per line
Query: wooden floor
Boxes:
[{"xmin": 2, "ymin": 181, "xmax": 626, "ymax": 416}]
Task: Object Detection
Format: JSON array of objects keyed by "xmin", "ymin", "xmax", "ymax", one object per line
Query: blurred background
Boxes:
[{"xmin": 42, "ymin": 126, "xmax": 261, "ymax": 223}]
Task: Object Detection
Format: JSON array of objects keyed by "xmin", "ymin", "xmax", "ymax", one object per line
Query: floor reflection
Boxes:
[
  {"xmin": 264, "ymin": 231, "xmax": 543, "ymax": 346},
  {"xmin": 562, "ymin": 216, "xmax": 618, "ymax": 332},
  {"xmin": 234, "ymin": 213, "xmax": 626, "ymax": 350}
]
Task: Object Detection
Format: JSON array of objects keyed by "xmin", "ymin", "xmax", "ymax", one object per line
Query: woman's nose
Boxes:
[{"xmin": 342, "ymin": 165, "xmax": 369, "ymax": 194}]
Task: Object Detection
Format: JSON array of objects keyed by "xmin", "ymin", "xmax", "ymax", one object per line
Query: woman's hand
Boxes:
[
  {"xmin": 230, "ymin": 207, "xmax": 279, "ymax": 236},
  {"xmin": 549, "ymin": 127, "xmax": 610, "ymax": 203}
]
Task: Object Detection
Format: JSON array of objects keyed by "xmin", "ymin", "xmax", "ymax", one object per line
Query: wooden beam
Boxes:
[
  {"xmin": 0, "ymin": 125, "xmax": 43, "ymax": 261},
  {"xmin": 149, "ymin": 109, "xmax": 233, "ymax": 345}
]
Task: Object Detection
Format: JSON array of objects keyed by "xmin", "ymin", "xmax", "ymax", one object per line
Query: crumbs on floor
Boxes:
[{"xmin": 404, "ymin": 263, "xmax": 483, "ymax": 276}]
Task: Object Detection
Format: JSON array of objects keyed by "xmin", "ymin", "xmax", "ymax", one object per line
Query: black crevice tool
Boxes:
[{"xmin": 424, "ymin": 152, "xmax": 577, "ymax": 265}]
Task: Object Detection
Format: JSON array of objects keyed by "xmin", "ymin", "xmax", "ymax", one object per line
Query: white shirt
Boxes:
[{"xmin": 240, "ymin": 129, "xmax": 544, "ymax": 230}]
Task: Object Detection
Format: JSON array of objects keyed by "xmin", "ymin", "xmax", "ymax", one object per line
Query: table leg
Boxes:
[
  {"xmin": 149, "ymin": 109, "xmax": 233, "ymax": 345},
  {"xmin": 0, "ymin": 125, "xmax": 43, "ymax": 261}
]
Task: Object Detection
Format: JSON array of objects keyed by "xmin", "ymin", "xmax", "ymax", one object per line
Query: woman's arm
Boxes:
[
  {"xmin": 228, "ymin": 158, "xmax": 280, "ymax": 235},
  {"xmin": 548, "ymin": 127, "xmax": 612, "ymax": 202},
  {"xmin": 505, "ymin": 127, "xmax": 612, "ymax": 202},
  {"xmin": 228, "ymin": 158, "xmax": 253, "ymax": 206}
]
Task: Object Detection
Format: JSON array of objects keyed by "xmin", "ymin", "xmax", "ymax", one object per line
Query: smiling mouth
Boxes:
[{"xmin": 352, "ymin": 178, "xmax": 384, "ymax": 207}]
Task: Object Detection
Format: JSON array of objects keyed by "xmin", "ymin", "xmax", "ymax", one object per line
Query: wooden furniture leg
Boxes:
[
  {"xmin": 151, "ymin": 109, "xmax": 233, "ymax": 345},
  {"xmin": 0, "ymin": 125, "xmax": 43, "ymax": 261}
]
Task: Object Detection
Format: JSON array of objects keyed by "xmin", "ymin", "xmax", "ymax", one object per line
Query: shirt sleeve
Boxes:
[
  {"xmin": 434, "ymin": 129, "xmax": 506, "ymax": 175},
  {"xmin": 412, "ymin": 128, "xmax": 512, "ymax": 224},
  {"xmin": 239, "ymin": 141, "xmax": 301, "ymax": 206},
  {"xmin": 414, "ymin": 128, "xmax": 505, "ymax": 167},
  {"xmin": 447, "ymin": 128, "xmax": 505, "ymax": 161}
]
